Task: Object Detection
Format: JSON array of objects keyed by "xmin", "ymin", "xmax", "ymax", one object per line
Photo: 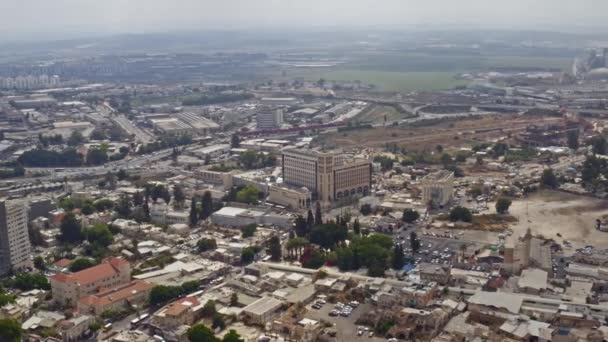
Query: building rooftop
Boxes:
[
  {"xmin": 50, "ymin": 257, "xmax": 129, "ymax": 286},
  {"xmin": 422, "ymin": 170, "xmax": 454, "ymax": 182},
  {"xmin": 468, "ymin": 291, "xmax": 523, "ymax": 314},
  {"xmin": 518, "ymin": 268, "xmax": 548, "ymax": 291},
  {"xmin": 78, "ymin": 280, "xmax": 152, "ymax": 308},
  {"xmin": 242, "ymin": 296, "xmax": 283, "ymax": 316}
]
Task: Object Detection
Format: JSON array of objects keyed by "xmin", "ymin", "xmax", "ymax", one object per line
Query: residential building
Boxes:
[
  {"xmin": 281, "ymin": 149, "xmax": 371, "ymax": 204},
  {"xmin": 0, "ymin": 198, "xmax": 32, "ymax": 275},
  {"xmin": 58, "ymin": 315, "xmax": 95, "ymax": 342},
  {"xmin": 420, "ymin": 170, "xmax": 454, "ymax": 207},
  {"xmin": 256, "ymin": 106, "xmax": 283, "ymax": 129},
  {"xmin": 418, "ymin": 263, "xmax": 451, "ymax": 285},
  {"xmin": 49, "ymin": 257, "xmax": 131, "ymax": 307},
  {"xmin": 152, "ymin": 296, "xmax": 202, "ymax": 328},
  {"xmin": 77, "ymin": 280, "xmax": 153, "ymax": 315}
]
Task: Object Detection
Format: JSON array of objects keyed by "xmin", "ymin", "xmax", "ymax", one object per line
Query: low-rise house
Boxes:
[
  {"xmin": 152, "ymin": 296, "xmax": 202, "ymax": 328},
  {"xmin": 57, "ymin": 314, "xmax": 95, "ymax": 342}
]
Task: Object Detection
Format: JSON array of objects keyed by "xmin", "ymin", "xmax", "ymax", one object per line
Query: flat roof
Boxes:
[
  {"xmin": 243, "ymin": 296, "xmax": 283, "ymax": 316},
  {"xmin": 468, "ymin": 292, "xmax": 523, "ymax": 314},
  {"xmin": 518, "ymin": 268, "xmax": 548, "ymax": 291}
]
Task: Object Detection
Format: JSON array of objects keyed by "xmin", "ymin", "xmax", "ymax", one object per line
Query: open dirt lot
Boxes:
[
  {"xmin": 315, "ymin": 114, "xmax": 563, "ymax": 150},
  {"xmin": 508, "ymin": 190, "xmax": 608, "ymax": 249}
]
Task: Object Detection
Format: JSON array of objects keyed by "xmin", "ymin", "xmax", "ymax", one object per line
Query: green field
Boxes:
[{"xmin": 298, "ymin": 70, "xmax": 469, "ymax": 92}]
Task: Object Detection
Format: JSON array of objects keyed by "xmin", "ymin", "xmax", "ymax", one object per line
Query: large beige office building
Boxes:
[
  {"xmin": 0, "ymin": 199, "xmax": 32, "ymax": 275},
  {"xmin": 281, "ymin": 149, "xmax": 371, "ymax": 205}
]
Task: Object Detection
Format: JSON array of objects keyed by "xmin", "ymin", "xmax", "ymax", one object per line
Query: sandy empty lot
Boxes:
[{"xmin": 508, "ymin": 190, "xmax": 608, "ymax": 249}]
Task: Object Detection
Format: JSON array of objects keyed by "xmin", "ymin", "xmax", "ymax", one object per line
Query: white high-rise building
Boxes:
[
  {"xmin": 256, "ymin": 106, "xmax": 284, "ymax": 130},
  {"xmin": 0, "ymin": 199, "xmax": 32, "ymax": 275}
]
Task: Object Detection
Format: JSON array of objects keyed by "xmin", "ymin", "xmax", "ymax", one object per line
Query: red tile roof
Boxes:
[
  {"xmin": 53, "ymin": 258, "xmax": 72, "ymax": 268},
  {"xmin": 78, "ymin": 280, "xmax": 152, "ymax": 308},
  {"xmin": 50, "ymin": 257, "xmax": 129, "ymax": 285}
]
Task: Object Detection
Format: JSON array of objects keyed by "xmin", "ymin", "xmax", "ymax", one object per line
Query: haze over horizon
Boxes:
[{"xmin": 2, "ymin": 0, "xmax": 608, "ymax": 41}]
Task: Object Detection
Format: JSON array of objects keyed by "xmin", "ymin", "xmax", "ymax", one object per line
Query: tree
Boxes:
[
  {"xmin": 81, "ymin": 203, "xmax": 95, "ymax": 215},
  {"xmin": 589, "ymin": 136, "xmax": 608, "ymax": 155},
  {"xmin": 222, "ymin": 330, "xmax": 244, "ymax": 342},
  {"xmin": 212, "ymin": 313, "xmax": 226, "ymax": 330},
  {"xmin": 306, "ymin": 209, "xmax": 314, "ymax": 228},
  {"xmin": 314, "ymin": 202, "xmax": 323, "ymax": 225},
  {"xmin": 84, "ymin": 224, "xmax": 113, "ymax": 247},
  {"xmin": 188, "ymin": 324, "xmax": 219, "ymax": 342},
  {"xmin": 67, "ymin": 130, "xmax": 84, "ymax": 146},
  {"xmin": 116, "ymin": 193, "xmax": 131, "ymax": 218},
  {"xmin": 402, "ymin": 208, "xmax": 420, "ymax": 223},
  {"xmin": 229, "ymin": 293, "xmax": 238, "ymax": 307},
  {"xmin": 189, "ymin": 197, "xmax": 198, "ymax": 227},
  {"xmin": 34, "ymin": 256, "xmax": 46, "ymax": 271},
  {"xmin": 197, "ymin": 238, "xmax": 217, "ymax": 252},
  {"xmin": 567, "ymin": 129, "xmax": 580, "ymax": 150},
  {"xmin": 200, "ymin": 191, "xmax": 213, "ymax": 220},
  {"xmin": 0, "ymin": 318, "xmax": 22, "ymax": 342},
  {"xmin": 59, "ymin": 213, "xmax": 82, "ymax": 243},
  {"xmin": 449, "ymin": 206, "xmax": 473, "ymax": 222},
  {"xmin": 440, "ymin": 153, "xmax": 452, "ymax": 166},
  {"xmin": 239, "ymin": 150, "xmax": 258, "ymax": 169},
  {"xmin": 231, "ymin": 133, "xmax": 241, "ymax": 148},
  {"xmin": 201, "ymin": 300, "xmax": 217, "ymax": 317},
  {"xmin": 235, "ymin": 185, "xmax": 259, "ymax": 204},
  {"xmin": 241, "ymin": 224, "xmax": 257, "ymax": 238},
  {"xmin": 149, "ymin": 285, "xmax": 183, "ymax": 306},
  {"xmin": 309, "ymin": 224, "xmax": 348, "ymax": 249},
  {"xmin": 86, "ymin": 148, "xmax": 108, "ymax": 165},
  {"xmin": 540, "ymin": 168, "xmax": 559, "ymax": 189},
  {"xmin": 301, "ymin": 248, "xmax": 326, "ymax": 269},
  {"xmin": 360, "ymin": 203, "xmax": 372, "ymax": 216},
  {"xmin": 392, "ymin": 244, "xmax": 405, "ymax": 270},
  {"xmin": 492, "ymin": 142, "xmax": 509, "ymax": 157},
  {"xmin": 410, "ymin": 232, "xmax": 420, "ymax": 255},
  {"xmin": 353, "ymin": 218, "xmax": 361, "ymax": 235},
  {"xmin": 93, "ymin": 198, "xmax": 114, "ymax": 212},
  {"xmin": 69, "ymin": 258, "xmax": 96, "ymax": 272},
  {"xmin": 12, "ymin": 273, "xmax": 50, "ymax": 290},
  {"xmin": 132, "ymin": 191, "xmax": 144, "ymax": 206},
  {"xmin": 241, "ymin": 248, "xmax": 256, "ymax": 265},
  {"xmin": 294, "ymin": 215, "xmax": 308, "ymax": 237},
  {"xmin": 267, "ymin": 236, "xmax": 282, "ymax": 261},
  {"xmin": 173, "ymin": 185, "xmax": 186, "ymax": 208},
  {"xmin": 495, "ymin": 197, "xmax": 512, "ymax": 214}
]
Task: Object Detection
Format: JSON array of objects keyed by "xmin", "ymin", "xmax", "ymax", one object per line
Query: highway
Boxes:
[{"xmin": 11, "ymin": 149, "xmax": 175, "ymax": 186}]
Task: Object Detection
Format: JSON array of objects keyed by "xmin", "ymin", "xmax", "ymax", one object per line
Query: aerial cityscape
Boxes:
[{"xmin": 3, "ymin": 1, "xmax": 608, "ymax": 342}]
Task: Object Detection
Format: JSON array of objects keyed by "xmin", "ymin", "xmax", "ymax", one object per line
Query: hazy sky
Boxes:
[{"xmin": 2, "ymin": 0, "xmax": 607, "ymax": 38}]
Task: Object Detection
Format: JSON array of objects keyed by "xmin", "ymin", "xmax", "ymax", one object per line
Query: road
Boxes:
[
  {"xmin": 10, "ymin": 149, "xmax": 175, "ymax": 186},
  {"xmin": 112, "ymin": 115, "xmax": 155, "ymax": 144}
]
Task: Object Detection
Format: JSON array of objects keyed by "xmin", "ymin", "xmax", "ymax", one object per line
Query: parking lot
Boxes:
[{"xmin": 304, "ymin": 301, "xmax": 385, "ymax": 342}]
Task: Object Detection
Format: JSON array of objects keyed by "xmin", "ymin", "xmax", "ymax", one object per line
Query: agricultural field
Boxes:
[{"xmin": 298, "ymin": 70, "xmax": 469, "ymax": 92}]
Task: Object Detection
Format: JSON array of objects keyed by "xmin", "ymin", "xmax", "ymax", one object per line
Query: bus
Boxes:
[{"xmin": 130, "ymin": 318, "xmax": 140, "ymax": 328}]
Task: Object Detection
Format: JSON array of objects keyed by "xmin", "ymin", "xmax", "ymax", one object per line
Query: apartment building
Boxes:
[
  {"xmin": 256, "ymin": 106, "xmax": 284, "ymax": 130},
  {"xmin": 421, "ymin": 170, "xmax": 454, "ymax": 208},
  {"xmin": 49, "ymin": 257, "xmax": 131, "ymax": 307},
  {"xmin": 281, "ymin": 149, "xmax": 371, "ymax": 204},
  {"xmin": 0, "ymin": 199, "xmax": 32, "ymax": 275}
]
